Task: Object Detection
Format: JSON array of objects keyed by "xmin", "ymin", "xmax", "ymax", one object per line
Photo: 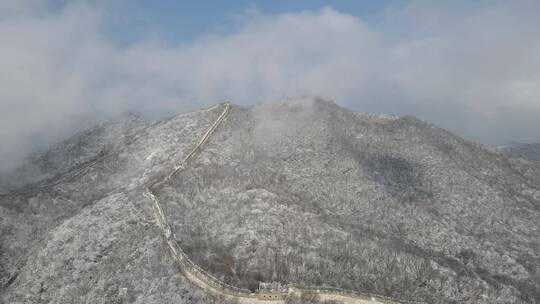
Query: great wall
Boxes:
[{"xmin": 143, "ymin": 103, "xmax": 426, "ymax": 304}]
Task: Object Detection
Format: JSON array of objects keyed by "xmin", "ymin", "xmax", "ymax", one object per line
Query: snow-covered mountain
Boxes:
[{"xmin": 1, "ymin": 98, "xmax": 539, "ymax": 304}]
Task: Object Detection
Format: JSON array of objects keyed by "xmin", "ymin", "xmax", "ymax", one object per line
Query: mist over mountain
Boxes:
[
  {"xmin": 1, "ymin": 98, "xmax": 539, "ymax": 304},
  {"xmin": 2, "ymin": 1, "xmax": 540, "ymax": 176}
]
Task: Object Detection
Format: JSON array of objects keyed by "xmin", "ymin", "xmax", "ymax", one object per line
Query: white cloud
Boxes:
[{"xmin": 1, "ymin": 1, "xmax": 540, "ymax": 173}]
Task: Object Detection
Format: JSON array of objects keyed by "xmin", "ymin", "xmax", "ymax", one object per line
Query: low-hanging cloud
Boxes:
[{"xmin": 1, "ymin": 0, "xmax": 540, "ymax": 174}]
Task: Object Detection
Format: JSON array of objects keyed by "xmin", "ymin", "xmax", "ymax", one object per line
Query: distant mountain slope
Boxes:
[
  {"xmin": 1, "ymin": 98, "xmax": 539, "ymax": 304},
  {"xmin": 497, "ymin": 142, "xmax": 540, "ymax": 161},
  {"xmin": 495, "ymin": 142, "xmax": 540, "ymax": 186},
  {"xmin": 0, "ymin": 112, "xmax": 148, "ymax": 190}
]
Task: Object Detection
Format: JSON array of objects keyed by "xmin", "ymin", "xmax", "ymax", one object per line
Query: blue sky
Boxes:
[
  {"xmin": 0, "ymin": 0, "xmax": 539, "ymax": 173},
  {"xmin": 100, "ymin": 1, "xmax": 408, "ymax": 45}
]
